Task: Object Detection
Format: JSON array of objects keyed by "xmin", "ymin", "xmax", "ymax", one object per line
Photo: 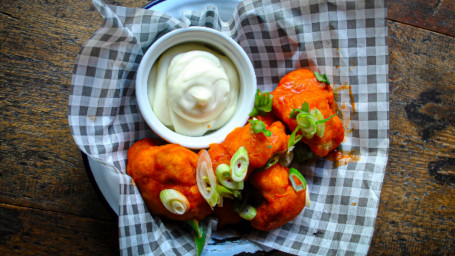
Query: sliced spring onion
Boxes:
[
  {"xmin": 216, "ymin": 185, "xmax": 235, "ymax": 199},
  {"xmin": 296, "ymin": 112, "xmax": 317, "ymax": 138},
  {"xmin": 233, "ymin": 195, "xmax": 257, "ymax": 221},
  {"xmin": 237, "ymin": 204, "xmax": 257, "ymax": 220},
  {"xmin": 301, "ymin": 101, "xmax": 310, "ymax": 113},
  {"xmin": 159, "ymin": 189, "xmax": 189, "ymax": 215},
  {"xmin": 279, "ymin": 150, "xmax": 294, "ymax": 167},
  {"xmin": 215, "ymin": 164, "xmax": 244, "ymax": 190},
  {"xmin": 196, "ymin": 150, "xmax": 219, "ymax": 208},
  {"xmin": 288, "ymin": 126, "xmax": 303, "ymax": 149},
  {"xmin": 248, "ymin": 119, "xmax": 272, "ymax": 137},
  {"xmin": 193, "ymin": 223, "xmax": 206, "ymax": 256},
  {"xmin": 311, "ymin": 109, "xmax": 337, "ymax": 138},
  {"xmin": 314, "ymin": 71, "xmax": 330, "ymax": 84},
  {"xmin": 230, "ymin": 147, "xmax": 249, "ymax": 182},
  {"xmin": 289, "ymin": 108, "xmax": 302, "ymax": 119},
  {"xmin": 288, "ymin": 168, "xmax": 307, "ymax": 192},
  {"xmin": 249, "ymin": 89, "xmax": 273, "ymax": 117},
  {"xmin": 264, "ymin": 154, "xmax": 280, "ymax": 170},
  {"xmin": 187, "ymin": 219, "xmax": 203, "ymax": 238},
  {"xmin": 311, "ymin": 108, "xmax": 325, "ymax": 138}
]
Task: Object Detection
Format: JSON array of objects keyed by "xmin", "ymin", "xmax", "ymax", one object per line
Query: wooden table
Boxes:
[{"xmin": 1, "ymin": 0, "xmax": 454, "ymax": 255}]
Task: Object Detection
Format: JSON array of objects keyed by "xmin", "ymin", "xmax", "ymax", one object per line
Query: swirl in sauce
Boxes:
[{"xmin": 148, "ymin": 43, "xmax": 239, "ymax": 136}]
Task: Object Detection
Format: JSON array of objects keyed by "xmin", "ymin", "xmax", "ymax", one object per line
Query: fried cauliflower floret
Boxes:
[
  {"xmin": 271, "ymin": 69, "xmax": 344, "ymax": 157},
  {"xmin": 206, "ymin": 121, "xmax": 289, "ymax": 227},
  {"xmin": 127, "ymin": 138, "xmax": 212, "ymax": 221},
  {"xmin": 249, "ymin": 164, "xmax": 306, "ymax": 231}
]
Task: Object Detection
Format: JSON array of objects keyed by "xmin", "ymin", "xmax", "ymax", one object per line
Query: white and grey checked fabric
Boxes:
[{"xmin": 68, "ymin": 0, "xmax": 388, "ymax": 255}]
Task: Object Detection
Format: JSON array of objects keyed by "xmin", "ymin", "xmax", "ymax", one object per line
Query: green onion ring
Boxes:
[
  {"xmin": 230, "ymin": 147, "xmax": 249, "ymax": 182},
  {"xmin": 196, "ymin": 150, "xmax": 219, "ymax": 208},
  {"xmin": 215, "ymin": 164, "xmax": 244, "ymax": 190},
  {"xmin": 296, "ymin": 112, "xmax": 317, "ymax": 138},
  {"xmin": 288, "ymin": 168, "xmax": 307, "ymax": 192},
  {"xmin": 311, "ymin": 108, "xmax": 325, "ymax": 138},
  {"xmin": 249, "ymin": 89, "xmax": 273, "ymax": 117},
  {"xmin": 237, "ymin": 204, "xmax": 257, "ymax": 220},
  {"xmin": 159, "ymin": 189, "xmax": 189, "ymax": 215},
  {"xmin": 264, "ymin": 154, "xmax": 280, "ymax": 170},
  {"xmin": 314, "ymin": 71, "xmax": 330, "ymax": 84}
]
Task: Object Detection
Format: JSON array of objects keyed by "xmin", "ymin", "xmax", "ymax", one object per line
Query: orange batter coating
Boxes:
[
  {"xmin": 271, "ymin": 69, "xmax": 344, "ymax": 157},
  {"xmin": 249, "ymin": 164, "xmax": 306, "ymax": 231},
  {"xmin": 127, "ymin": 138, "xmax": 212, "ymax": 221},
  {"xmin": 207, "ymin": 121, "xmax": 289, "ymax": 177},
  {"xmin": 252, "ymin": 112, "xmax": 279, "ymax": 126}
]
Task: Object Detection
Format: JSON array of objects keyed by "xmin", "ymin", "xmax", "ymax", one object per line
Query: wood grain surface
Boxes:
[{"xmin": 0, "ymin": 0, "xmax": 454, "ymax": 255}]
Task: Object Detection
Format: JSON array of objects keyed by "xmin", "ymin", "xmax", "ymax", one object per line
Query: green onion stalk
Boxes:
[
  {"xmin": 248, "ymin": 119, "xmax": 271, "ymax": 137},
  {"xmin": 249, "ymin": 89, "xmax": 273, "ymax": 117},
  {"xmin": 289, "ymin": 101, "xmax": 337, "ymax": 142},
  {"xmin": 288, "ymin": 168, "xmax": 311, "ymax": 207}
]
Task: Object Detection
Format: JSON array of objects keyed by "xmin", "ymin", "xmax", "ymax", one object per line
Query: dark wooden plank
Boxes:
[
  {"xmin": 368, "ymin": 20, "xmax": 455, "ymax": 255},
  {"xmin": 388, "ymin": 0, "xmax": 455, "ymax": 36},
  {"xmin": 0, "ymin": 0, "xmax": 146, "ymax": 219},
  {"xmin": 0, "ymin": 203, "xmax": 119, "ymax": 256}
]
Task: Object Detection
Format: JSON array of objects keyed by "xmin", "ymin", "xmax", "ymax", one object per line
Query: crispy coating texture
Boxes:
[
  {"xmin": 252, "ymin": 111, "xmax": 279, "ymax": 126},
  {"xmin": 127, "ymin": 138, "xmax": 212, "ymax": 221},
  {"xmin": 271, "ymin": 69, "xmax": 344, "ymax": 157},
  {"xmin": 249, "ymin": 164, "xmax": 306, "ymax": 231},
  {"xmin": 207, "ymin": 121, "xmax": 289, "ymax": 177}
]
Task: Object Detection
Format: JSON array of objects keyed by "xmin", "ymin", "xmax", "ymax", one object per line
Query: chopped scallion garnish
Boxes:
[
  {"xmin": 233, "ymin": 194, "xmax": 257, "ymax": 220},
  {"xmin": 288, "ymin": 126, "xmax": 303, "ymax": 149},
  {"xmin": 196, "ymin": 150, "xmax": 219, "ymax": 208},
  {"xmin": 288, "ymin": 168, "xmax": 307, "ymax": 192},
  {"xmin": 230, "ymin": 147, "xmax": 249, "ymax": 182},
  {"xmin": 296, "ymin": 112, "xmax": 317, "ymax": 138},
  {"xmin": 193, "ymin": 222, "xmax": 206, "ymax": 256},
  {"xmin": 187, "ymin": 219, "xmax": 203, "ymax": 239},
  {"xmin": 249, "ymin": 89, "xmax": 273, "ymax": 117},
  {"xmin": 248, "ymin": 119, "xmax": 272, "ymax": 137},
  {"xmin": 216, "ymin": 185, "xmax": 236, "ymax": 199},
  {"xmin": 215, "ymin": 164, "xmax": 244, "ymax": 190},
  {"xmin": 237, "ymin": 204, "xmax": 257, "ymax": 220},
  {"xmin": 289, "ymin": 101, "xmax": 337, "ymax": 140},
  {"xmin": 159, "ymin": 189, "xmax": 189, "ymax": 215},
  {"xmin": 314, "ymin": 71, "xmax": 330, "ymax": 84},
  {"xmin": 264, "ymin": 154, "xmax": 280, "ymax": 170}
]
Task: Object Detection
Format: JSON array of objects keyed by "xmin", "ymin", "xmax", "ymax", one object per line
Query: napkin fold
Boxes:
[{"xmin": 69, "ymin": 0, "xmax": 388, "ymax": 255}]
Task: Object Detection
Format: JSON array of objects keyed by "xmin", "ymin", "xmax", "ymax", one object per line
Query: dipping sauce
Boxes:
[{"xmin": 148, "ymin": 43, "xmax": 239, "ymax": 136}]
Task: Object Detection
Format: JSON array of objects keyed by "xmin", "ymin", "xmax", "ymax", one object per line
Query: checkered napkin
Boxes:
[{"xmin": 68, "ymin": 0, "xmax": 388, "ymax": 255}]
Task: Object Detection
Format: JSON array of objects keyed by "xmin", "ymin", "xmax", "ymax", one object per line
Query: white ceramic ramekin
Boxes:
[{"xmin": 136, "ymin": 27, "xmax": 256, "ymax": 149}]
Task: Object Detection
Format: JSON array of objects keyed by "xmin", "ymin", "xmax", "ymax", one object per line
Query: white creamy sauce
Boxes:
[{"xmin": 147, "ymin": 43, "xmax": 239, "ymax": 136}]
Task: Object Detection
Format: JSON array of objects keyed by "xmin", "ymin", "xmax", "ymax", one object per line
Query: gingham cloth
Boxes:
[{"xmin": 68, "ymin": 0, "xmax": 388, "ymax": 255}]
